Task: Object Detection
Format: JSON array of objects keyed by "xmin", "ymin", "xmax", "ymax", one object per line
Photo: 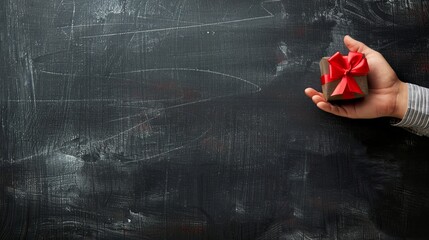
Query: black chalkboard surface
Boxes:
[{"xmin": 1, "ymin": 0, "xmax": 429, "ymax": 239}]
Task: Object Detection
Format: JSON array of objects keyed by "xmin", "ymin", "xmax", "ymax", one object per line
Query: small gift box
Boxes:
[{"xmin": 320, "ymin": 52, "xmax": 369, "ymax": 101}]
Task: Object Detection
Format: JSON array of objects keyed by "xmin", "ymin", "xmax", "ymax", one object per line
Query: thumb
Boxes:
[{"xmin": 344, "ymin": 35, "xmax": 372, "ymax": 55}]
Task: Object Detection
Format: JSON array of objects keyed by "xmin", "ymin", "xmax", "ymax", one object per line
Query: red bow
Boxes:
[{"xmin": 321, "ymin": 52, "xmax": 369, "ymax": 97}]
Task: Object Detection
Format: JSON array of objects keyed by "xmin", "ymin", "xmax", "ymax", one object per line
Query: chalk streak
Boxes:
[
  {"xmin": 7, "ymin": 99, "xmax": 122, "ymax": 103},
  {"xmin": 10, "ymin": 114, "xmax": 157, "ymax": 163},
  {"xmin": 10, "ymin": 0, "xmax": 266, "ymax": 164},
  {"xmin": 11, "ymin": 110, "xmax": 212, "ymax": 165},
  {"xmin": 28, "ymin": 56, "xmax": 37, "ymax": 109},
  {"xmin": 59, "ymin": 23, "xmax": 135, "ymax": 29},
  {"xmin": 9, "ymin": 67, "xmax": 255, "ymax": 164},
  {"xmin": 105, "ymin": 68, "xmax": 262, "ymax": 122},
  {"xmin": 80, "ymin": 15, "xmax": 272, "ymax": 38},
  {"xmin": 79, "ymin": 2, "xmax": 275, "ymax": 39},
  {"xmin": 58, "ymin": 18, "xmax": 198, "ymax": 30},
  {"xmin": 112, "ymin": 68, "xmax": 262, "ymax": 92},
  {"xmin": 124, "ymin": 112, "xmax": 213, "ymax": 164},
  {"xmin": 34, "ymin": 50, "xmax": 261, "ymax": 94}
]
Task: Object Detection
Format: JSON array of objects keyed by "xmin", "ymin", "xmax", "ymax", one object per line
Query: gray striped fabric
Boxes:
[{"xmin": 393, "ymin": 83, "xmax": 429, "ymax": 137}]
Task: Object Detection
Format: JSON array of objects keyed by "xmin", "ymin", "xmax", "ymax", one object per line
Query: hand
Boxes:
[{"xmin": 305, "ymin": 35, "xmax": 408, "ymax": 119}]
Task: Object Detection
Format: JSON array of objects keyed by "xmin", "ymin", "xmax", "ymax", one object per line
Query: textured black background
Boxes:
[{"xmin": 1, "ymin": 0, "xmax": 429, "ymax": 239}]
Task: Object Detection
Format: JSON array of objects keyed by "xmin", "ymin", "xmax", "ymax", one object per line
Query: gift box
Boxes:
[{"xmin": 320, "ymin": 52, "xmax": 369, "ymax": 101}]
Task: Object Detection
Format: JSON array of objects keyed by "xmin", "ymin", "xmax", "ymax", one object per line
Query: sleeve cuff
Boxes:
[{"xmin": 393, "ymin": 83, "xmax": 429, "ymax": 129}]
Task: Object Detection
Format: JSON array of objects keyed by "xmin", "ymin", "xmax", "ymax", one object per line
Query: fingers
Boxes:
[
  {"xmin": 304, "ymin": 88, "xmax": 326, "ymax": 105},
  {"xmin": 304, "ymin": 88, "xmax": 326, "ymax": 106},
  {"xmin": 304, "ymin": 88, "xmax": 323, "ymax": 98},
  {"xmin": 311, "ymin": 95, "xmax": 325, "ymax": 105},
  {"xmin": 343, "ymin": 35, "xmax": 372, "ymax": 56},
  {"xmin": 316, "ymin": 101, "xmax": 351, "ymax": 118},
  {"xmin": 304, "ymin": 88, "xmax": 353, "ymax": 118}
]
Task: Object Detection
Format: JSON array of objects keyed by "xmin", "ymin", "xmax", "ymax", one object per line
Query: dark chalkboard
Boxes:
[{"xmin": 1, "ymin": 0, "xmax": 429, "ymax": 239}]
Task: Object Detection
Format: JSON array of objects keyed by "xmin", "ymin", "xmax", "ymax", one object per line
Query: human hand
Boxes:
[{"xmin": 305, "ymin": 35, "xmax": 408, "ymax": 119}]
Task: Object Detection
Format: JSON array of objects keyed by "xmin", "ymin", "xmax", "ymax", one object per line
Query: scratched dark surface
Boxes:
[{"xmin": 1, "ymin": 0, "xmax": 429, "ymax": 239}]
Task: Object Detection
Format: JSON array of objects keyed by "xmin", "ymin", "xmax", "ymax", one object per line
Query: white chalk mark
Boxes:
[
  {"xmin": 37, "ymin": 70, "xmax": 141, "ymax": 85},
  {"xmin": 107, "ymin": 109, "xmax": 158, "ymax": 123},
  {"xmin": 11, "ymin": 110, "xmax": 212, "ymax": 166},
  {"xmin": 10, "ymin": 66, "xmax": 248, "ymax": 164},
  {"xmin": 7, "ymin": 99, "xmax": 121, "ymax": 103},
  {"xmin": 137, "ymin": 16, "xmax": 198, "ymax": 25},
  {"xmin": 157, "ymin": 3, "xmax": 174, "ymax": 17},
  {"xmin": 125, "ymin": 127, "xmax": 210, "ymax": 164},
  {"xmin": 58, "ymin": 18, "xmax": 198, "ymax": 31},
  {"xmin": 80, "ymin": 15, "xmax": 272, "ymax": 38},
  {"xmin": 143, "ymin": 0, "xmax": 148, "ymax": 17},
  {"xmin": 10, "ymin": 69, "xmax": 233, "ymax": 163},
  {"xmin": 105, "ymin": 68, "xmax": 262, "ymax": 122},
  {"xmin": 59, "ymin": 23, "xmax": 135, "ymax": 29},
  {"xmin": 10, "ymin": 0, "xmax": 269, "ymax": 164},
  {"xmin": 112, "ymin": 68, "xmax": 262, "ymax": 92},
  {"xmin": 37, "ymin": 70, "xmax": 142, "ymax": 85},
  {"xmin": 11, "ymin": 114, "xmax": 158, "ymax": 163},
  {"xmin": 92, "ymin": 115, "xmax": 155, "ymax": 144},
  {"xmin": 69, "ymin": 0, "xmax": 76, "ymax": 42},
  {"xmin": 175, "ymin": 0, "xmax": 187, "ymax": 59},
  {"xmin": 30, "ymin": 70, "xmax": 186, "ymax": 105},
  {"xmin": 79, "ymin": 1, "xmax": 274, "ymax": 39},
  {"xmin": 11, "ymin": 70, "xmax": 184, "ymax": 105},
  {"xmin": 38, "ymin": 70, "xmax": 76, "ymax": 77},
  {"xmin": 62, "ymin": 0, "xmax": 77, "ymax": 107},
  {"xmin": 28, "ymin": 56, "xmax": 37, "ymax": 109},
  {"xmin": 124, "ymin": 113, "xmax": 213, "ymax": 164}
]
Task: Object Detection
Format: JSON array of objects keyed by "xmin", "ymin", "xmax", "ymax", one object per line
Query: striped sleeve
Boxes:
[{"xmin": 393, "ymin": 83, "xmax": 429, "ymax": 137}]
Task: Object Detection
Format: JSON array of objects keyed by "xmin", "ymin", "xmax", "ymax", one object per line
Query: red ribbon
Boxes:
[{"xmin": 321, "ymin": 52, "xmax": 369, "ymax": 98}]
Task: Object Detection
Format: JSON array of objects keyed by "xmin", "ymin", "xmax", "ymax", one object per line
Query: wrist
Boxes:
[{"xmin": 392, "ymin": 81, "xmax": 408, "ymax": 119}]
